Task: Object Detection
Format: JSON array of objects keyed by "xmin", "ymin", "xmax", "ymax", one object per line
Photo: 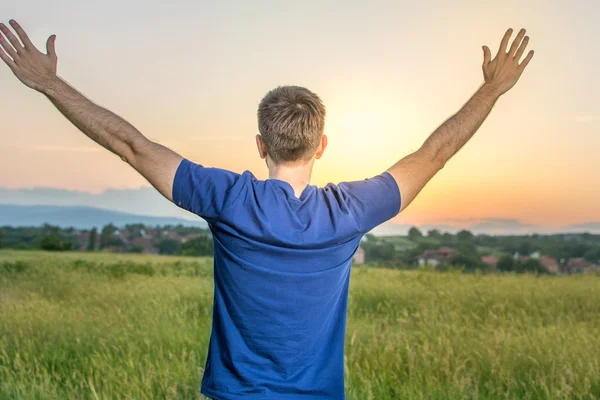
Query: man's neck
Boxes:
[{"xmin": 268, "ymin": 159, "xmax": 314, "ymax": 198}]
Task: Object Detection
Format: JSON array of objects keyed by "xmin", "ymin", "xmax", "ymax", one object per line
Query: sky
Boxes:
[{"xmin": 0, "ymin": 0, "xmax": 599, "ymax": 229}]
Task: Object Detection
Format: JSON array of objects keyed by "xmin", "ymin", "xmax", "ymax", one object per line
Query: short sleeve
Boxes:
[
  {"xmin": 172, "ymin": 158, "xmax": 241, "ymax": 223},
  {"xmin": 338, "ymin": 171, "xmax": 401, "ymax": 233}
]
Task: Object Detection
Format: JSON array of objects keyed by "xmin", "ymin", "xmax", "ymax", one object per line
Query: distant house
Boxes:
[
  {"xmin": 513, "ymin": 252, "xmax": 530, "ymax": 263},
  {"xmin": 114, "ymin": 230, "xmax": 131, "ymax": 246},
  {"xmin": 162, "ymin": 230, "xmax": 183, "ymax": 242},
  {"xmin": 77, "ymin": 230, "xmax": 98, "ymax": 251},
  {"xmin": 564, "ymin": 258, "xmax": 599, "ymax": 274},
  {"xmin": 74, "ymin": 231, "xmax": 100, "ymax": 251},
  {"xmin": 481, "ymin": 256, "xmax": 499, "ymax": 269},
  {"xmin": 539, "ymin": 255, "xmax": 559, "ymax": 274},
  {"xmin": 514, "ymin": 252, "xmax": 559, "ymax": 274},
  {"xmin": 77, "ymin": 231, "xmax": 87, "ymax": 251},
  {"xmin": 140, "ymin": 229, "xmax": 158, "ymax": 239},
  {"xmin": 129, "ymin": 237, "xmax": 159, "ymax": 254},
  {"xmin": 417, "ymin": 247, "xmax": 456, "ymax": 266},
  {"xmin": 353, "ymin": 247, "xmax": 365, "ymax": 265}
]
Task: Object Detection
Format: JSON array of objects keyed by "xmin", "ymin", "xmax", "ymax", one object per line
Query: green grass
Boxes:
[{"xmin": 1, "ymin": 250, "xmax": 600, "ymax": 399}]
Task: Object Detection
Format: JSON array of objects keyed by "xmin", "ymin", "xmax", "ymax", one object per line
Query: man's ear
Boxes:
[
  {"xmin": 314, "ymin": 134, "xmax": 328, "ymax": 160},
  {"xmin": 256, "ymin": 134, "xmax": 268, "ymax": 159}
]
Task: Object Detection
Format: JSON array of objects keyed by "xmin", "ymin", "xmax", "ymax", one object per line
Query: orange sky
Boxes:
[{"xmin": 1, "ymin": 0, "xmax": 599, "ymax": 227}]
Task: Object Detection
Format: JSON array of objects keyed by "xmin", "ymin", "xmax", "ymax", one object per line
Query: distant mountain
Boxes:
[
  {"xmin": 0, "ymin": 186, "xmax": 195, "ymax": 221},
  {"xmin": 417, "ymin": 224, "xmax": 462, "ymax": 234},
  {"xmin": 466, "ymin": 219, "xmax": 544, "ymax": 235},
  {"xmin": 371, "ymin": 222, "xmax": 414, "ymax": 236},
  {"xmin": 564, "ymin": 222, "xmax": 600, "ymax": 233},
  {"xmin": 0, "ymin": 204, "xmax": 207, "ymax": 230},
  {"xmin": 375, "ymin": 219, "xmax": 600, "ymax": 236},
  {"xmin": 1, "ymin": 187, "xmax": 599, "ymax": 235}
]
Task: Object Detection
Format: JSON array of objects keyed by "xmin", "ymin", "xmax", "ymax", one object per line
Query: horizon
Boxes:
[
  {"xmin": 1, "ymin": 202, "xmax": 600, "ymax": 236},
  {"xmin": 1, "ymin": 0, "xmax": 599, "ymax": 228}
]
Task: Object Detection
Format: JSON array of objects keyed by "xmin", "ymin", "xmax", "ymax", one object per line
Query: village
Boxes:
[
  {"xmin": 1, "ymin": 224, "xmax": 599, "ymax": 275},
  {"xmin": 76, "ymin": 227, "xmax": 211, "ymax": 254},
  {"xmin": 410, "ymin": 246, "xmax": 599, "ymax": 274},
  {"xmin": 85, "ymin": 227, "xmax": 600, "ymax": 275}
]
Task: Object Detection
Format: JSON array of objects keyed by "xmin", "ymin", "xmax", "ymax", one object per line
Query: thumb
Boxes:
[
  {"xmin": 482, "ymin": 45, "xmax": 491, "ymax": 66},
  {"xmin": 46, "ymin": 35, "xmax": 57, "ymax": 60}
]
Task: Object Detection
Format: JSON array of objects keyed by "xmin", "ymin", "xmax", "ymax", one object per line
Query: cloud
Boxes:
[
  {"xmin": 432, "ymin": 218, "xmax": 543, "ymax": 234},
  {"xmin": 325, "ymin": 117, "xmax": 382, "ymax": 129},
  {"xmin": 188, "ymin": 135, "xmax": 247, "ymax": 141},
  {"xmin": 34, "ymin": 145, "xmax": 101, "ymax": 153},
  {"xmin": 574, "ymin": 116, "xmax": 600, "ymax": 123}
]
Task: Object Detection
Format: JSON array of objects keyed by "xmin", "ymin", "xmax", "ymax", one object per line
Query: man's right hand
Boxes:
[
  {"xmin": 0, "ymin": 19, "xmax": 185, "ymax": 204},
  {"xmin": 0, "ymin": 20, "xmax": 58, "ymax": 93},
  {"xmin": 482, "ymin": 28, "xmax": 534, "ymax": 97}
]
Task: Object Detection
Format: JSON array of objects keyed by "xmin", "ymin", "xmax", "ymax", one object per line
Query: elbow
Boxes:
[
  {"xmin": 121, "ymin": 137, "xmax": 152, "ymax": 166},
  {"xmin": 434, "ymin": 154, "xmax": 447, "ymax": 170},
  {"xmin": 419, "ymin": 146, "xmax": 447, "ymax": 171},
  {"xmin": 117, "ymin": 143, "xmax": 136, "ymax": 166}
]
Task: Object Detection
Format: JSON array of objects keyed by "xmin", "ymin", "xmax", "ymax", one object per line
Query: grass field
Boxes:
[{"xmin": 1, "ymin": 250, "xmax": 600, "ymax": 399}]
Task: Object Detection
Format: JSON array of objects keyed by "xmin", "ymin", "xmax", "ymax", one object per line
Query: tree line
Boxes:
[
  {"xmin": 360, "ymin": 227, "xmax": 600, "ymax": 272},
  {"xmin": 0, "ymin": 224, "xmax": 214, "ymax": 257}
]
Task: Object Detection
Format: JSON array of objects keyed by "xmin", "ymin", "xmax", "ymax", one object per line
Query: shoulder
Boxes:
[
  {"xmin": 325, "ymin": 171, "xmax": 398, "ymax": 199},
  {"xmin": 326, "ymin": 172, "xmax": 401, "ymax": 233}
]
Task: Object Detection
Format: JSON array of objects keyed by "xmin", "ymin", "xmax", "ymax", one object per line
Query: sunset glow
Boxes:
[{"xmin": 1, "ymin": 0, "xmax": 598, "ymax": 228}]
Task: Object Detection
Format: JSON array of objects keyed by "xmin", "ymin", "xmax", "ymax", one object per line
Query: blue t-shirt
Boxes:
[{"xmin": 172, "ymin": 158, "xmax": 401, "ymax": 400}]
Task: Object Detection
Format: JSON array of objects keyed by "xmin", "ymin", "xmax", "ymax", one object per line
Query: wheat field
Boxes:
[{"xmin": 1, "ymin": 250, "xmax": 600, "ymax": 399}]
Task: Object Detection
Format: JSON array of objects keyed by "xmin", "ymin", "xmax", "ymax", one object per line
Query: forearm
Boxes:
[
  {"xmin": 421, "ymin": 83, "xmax": 501, "ymax": 167},
  {"xmin": 41, "ymin": 76, "xmax": 148, "ymax": 162}
]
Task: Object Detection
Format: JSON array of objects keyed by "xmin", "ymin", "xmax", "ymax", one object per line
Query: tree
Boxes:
[
  {"xmin": 583, "ymin": 248, "xmax": 600, "ymax": 264},
  {"xmin": 100, "ymin": 224, "xmax": 118, "ymax": 249},
  {"xmin": 454, "ymin": 242, "xmax": 478, "ymax": 255},
  {"xmin": 39, "ymin": 234, "xmax": 64, "ymax": 251},
  {"xmin": 456, "ymin": 230, "xmax": 474, "ymax": 241},
  {"xmin": 0, "ymin": 231, "xmax": 3, "ymax": 248},
  {"xmin": 441, "ymin": 232, "xmax": 453, "ymax": 242},
  {"xmin": 496, "ymin": 255, "xmax": 515, "ymax": 272},
  {"xmin": 427, "ymin": 229, "xmax": 442, "ymax": 239},
  {"xmin": 449, "ymin": 253, "xmax": 482, "ymax": 271},
  {"xmin": 519, "ymin": 258, "xmax": 543, "ymax": 274},
  {"xmin": 157, "ymin": 239, "xmax": 182, "ymax": 255},
  {"xmin": 364, "ymin": 233, "xmax": 377, "ymax": 242},
  {"xmin": 365, "ymin": 241, "xmax": 395, "ymax": 263},
  {"xmin": 517, "ymin": 241, "xmax": 533, "ymax": 255},
  {"xmin": 408, "ymin": 227, "xmax": 423, "ymax": 240},
  {"xmin": 87, "ymin": 227, "xmax": 98, "ymax": 251},
  {"xmin": 180, "ymin": 237, "xmax": 213, "ymax": 257}
]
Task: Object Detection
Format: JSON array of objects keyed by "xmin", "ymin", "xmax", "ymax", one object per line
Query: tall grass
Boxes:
[{"xmin": 1, "ymin": 250, "xmax": 599, "ymax": 399}]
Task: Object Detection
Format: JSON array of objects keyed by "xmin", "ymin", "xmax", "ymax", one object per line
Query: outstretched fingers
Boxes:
[
  {"xmin": 508, "ymin": 29, "xmax": 526, "ymax": 57},
  {"xmin": 514, "ymin": 35, "xmax": 529, "ymax": 62},
  {"xmin": 499, "ymin": 28, "xmax": 513, "ymax": 54},
  {"xmin": 0, "ymin": 44, "xmax": 15, "ymax": 68},
  {"xmin": 519, "ymin": 50, "xmax": 535, "ymax": 71},
  {"xmin": 8, "ymin": 20, "xmax": 34, "ymax": 49},
  {"xmin": 0, "ymin": 32, "xmax": 18, "ymax": 60},
  {"xmin": 0, "ymin": 23, "xmax": 24, "ymax": 53}
]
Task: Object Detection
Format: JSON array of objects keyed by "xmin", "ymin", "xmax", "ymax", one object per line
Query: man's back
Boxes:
[{"xmin": 173, "ymin": 158, "xmax": 400, "ymax": 399}]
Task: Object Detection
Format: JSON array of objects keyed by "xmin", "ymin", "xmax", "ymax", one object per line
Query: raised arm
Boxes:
[
  {"xmin": 387, "ymin": 28, "xmax": 534, "ymax": 213},
  {"xmin": 0, "ymin": 20, "xmax": 182, "ymax": 201}
]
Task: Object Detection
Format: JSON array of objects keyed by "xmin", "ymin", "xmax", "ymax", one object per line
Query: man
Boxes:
[{"xmin": 0, "ymin": 20, "xmax": 533, "ymax": 399}]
